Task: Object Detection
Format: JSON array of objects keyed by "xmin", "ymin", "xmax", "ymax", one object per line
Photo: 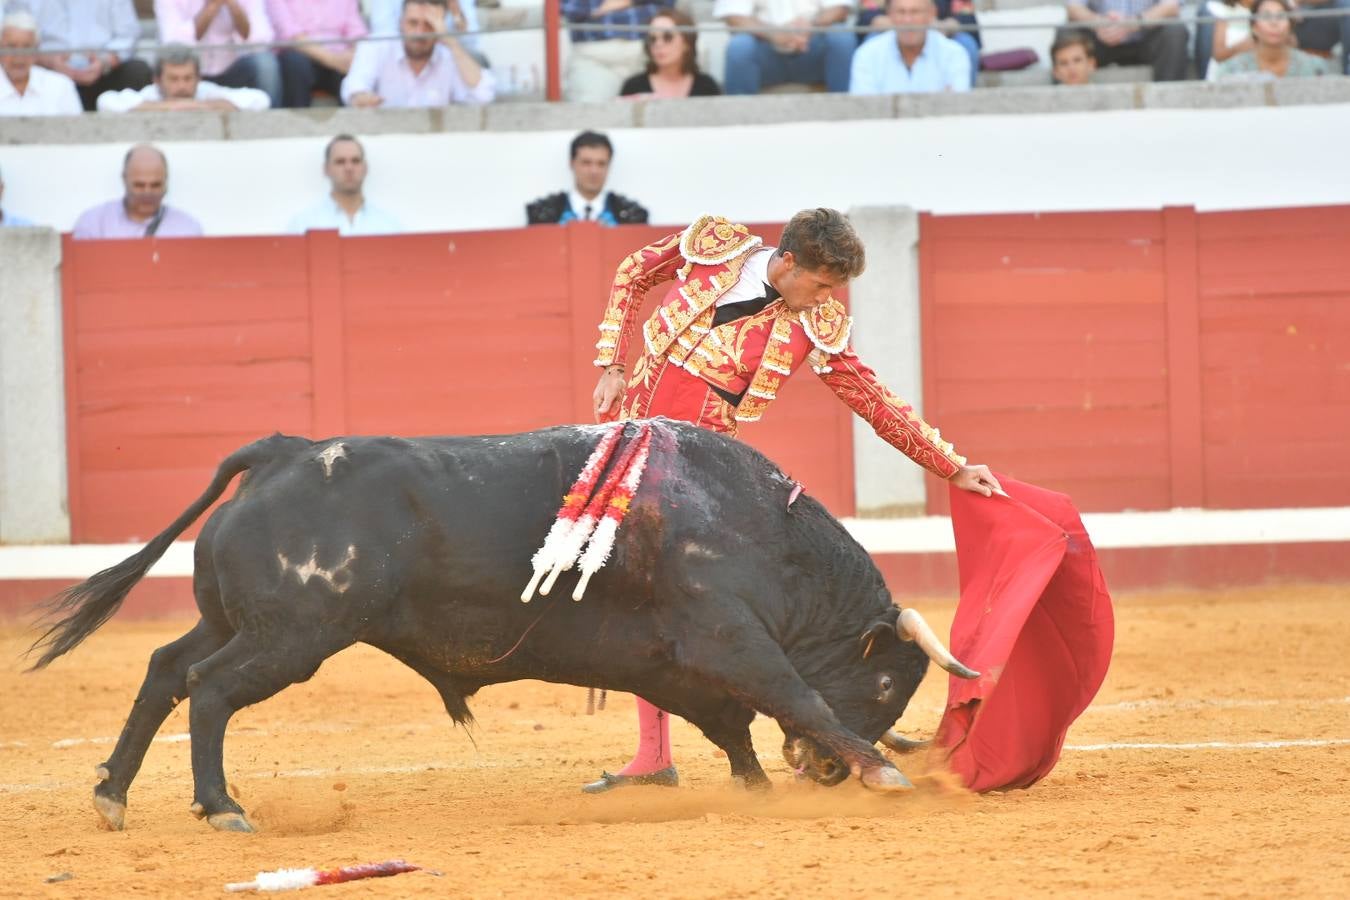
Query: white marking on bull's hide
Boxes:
[
  {"xmin": 682, "ymin": 541, "xmax": 723, "ymax": 560},
  {"xmin": 276, "ymin": 545, "xmax": 358, "ymax": 593},
  {"xmin": 316, "ymin": 442, "xmax": 347, "ymax": 479}
]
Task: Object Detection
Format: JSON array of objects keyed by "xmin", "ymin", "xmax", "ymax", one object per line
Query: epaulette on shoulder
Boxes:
[
  {"xmin": 800, "ymin": 299, "xmax": 852, "ymax": 355},
  {"xmin": 679, "ymin": 215, "xmax": 762, "ymax": 265}
]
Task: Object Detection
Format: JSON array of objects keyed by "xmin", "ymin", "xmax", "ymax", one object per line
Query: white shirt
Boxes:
[
  {"xmin": 287, "ymin": 196, "xmax": 402, "ymax": 236},
  {"xmin": 340, "ymin": 39, "xmax": 495, "ymax": 106},
  {"xmin": 849, "ymin": 30, "xmax": 972, "ymax": 95},
  {"xmin": 716, "ymin": 246, "xmax": 776, "ymax": 307},
  {"xmin": 569, "ymin": 189, "xmax": 610, "ymax": 221},
  {"xmin": 712, "ymin": 0, "xmax": 851, "ymax": 27},
  {"xmin": 1204, "ymin": 0, "xmax": 1251, "ymax": 81},
  {"xmin": 95, "ymin": 80, "xmax": 272, "ymax": 113},
  {"xmin": 0, "ymin": 64, "xmax": 83, "ymax": 116}
]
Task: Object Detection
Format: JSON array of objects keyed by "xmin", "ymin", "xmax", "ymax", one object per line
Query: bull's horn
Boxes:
[
  {"xmin": 880, "ymin": 729, "xmax": 930, "ymax": 754},
  {"xmin": 896, "ymin": 607, "xmax": 980, "ymax": 680}
]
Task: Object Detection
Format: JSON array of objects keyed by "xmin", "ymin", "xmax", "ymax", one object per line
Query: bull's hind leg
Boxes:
[
  {"xmin": 93, "ymin": 619, "xmax": 231, "ymax": 830},
  {"xmin": 184, "ymin": 629, "xmax": 352, "ymax": 832}
]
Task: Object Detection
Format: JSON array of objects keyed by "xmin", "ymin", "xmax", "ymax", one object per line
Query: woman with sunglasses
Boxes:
[{"xmin": 620, "ymin": 9, "xmax": 723, "ymax": 97}]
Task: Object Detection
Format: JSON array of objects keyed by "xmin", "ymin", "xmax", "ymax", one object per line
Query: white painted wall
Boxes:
[{"xmin": 2, "ymin": 103, "xmax": 1349, "ymax": 236}]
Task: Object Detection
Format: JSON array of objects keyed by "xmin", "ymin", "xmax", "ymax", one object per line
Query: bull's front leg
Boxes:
[{"xmin": 681, "ymin": 636, "xmax": 909, "ymax": 792}]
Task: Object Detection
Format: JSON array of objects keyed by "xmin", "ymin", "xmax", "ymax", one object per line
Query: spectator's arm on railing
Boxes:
[{"xmin": 340, "ymin": 40, "xmax": 382, "ymax": 106}]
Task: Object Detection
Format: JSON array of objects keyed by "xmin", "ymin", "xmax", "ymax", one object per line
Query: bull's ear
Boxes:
[{"xmin": 858, "ymin": 607, "xmax": 902, "ymax": 658}]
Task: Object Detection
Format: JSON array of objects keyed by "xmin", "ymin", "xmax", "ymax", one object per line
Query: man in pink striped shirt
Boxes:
[
  {"xmin": 340, "ymin": 0, "xmax": 493, "ymax": 107},
  {"xmin": 154, "ymin": 0, "xmax": 283, "ymax": 106},
  {"xmin": 267, "ymin": 0, "xmax": 367, "ymax": 107}
]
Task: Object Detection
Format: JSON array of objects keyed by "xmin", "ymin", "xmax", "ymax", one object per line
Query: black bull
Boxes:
[{"xmin": 29, "ymin": 419, "xmax": 975, "ymax": 832}]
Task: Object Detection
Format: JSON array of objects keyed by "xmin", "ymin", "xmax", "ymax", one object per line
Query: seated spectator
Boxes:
[
  {"xmin": 0, "ymin": 164, "xmax": 37, "ymax": 226},
  {"xmin": 155, "ymin": 0, "xmax": 283, "ymax": 107},
  {"xmin": 1064, "ymin": 0, "xmax": 1189, "ymax": 81},
  {"xmin": 849, "ymin": 0, "xmax": 971, "ymax": 94},
  {"xmin": 73, "ymin": 144, "xmax": 203, "ymax": 239},
  {"xmin": 561, "ymin": 0, "xmax": 662, "ymax": 101},
  {"xmin": 287, "ymin": 134, "xmax": 402, "ymax": 235},
  {"xmin": 1198, "ymin": 0, "xmax": 1254, "ymax": 80},
  {"xmin": 96, "ymin": 45, "xmax": 271, "ymax": 111},
  {"xmin": 620, "ymin": 8, "xmax": 722, "ymax": 97},
  {"xmin": 366, "ymin": 0, "xmax": 484, "ymax": 61},
  {"xmin": 1051, "ymin": 26, "xmax": 1098, "ymax": 83},
  {"xmin": 1289, "ymin": 0, "xmax": 1350, "ymax": 75},
  {"xmin": 1213, "ymin": 0, "xmax": 1330, "ymax": 78},
  {"xmin": 341, "ymin": 0, "xmax": 493, "ymax": 106},
  {"xmin": 526, "ymin": 131, "xmax": 648, "ymax": 226},
  {"xmin": 0, "ymin": 7, "xmax": 82, "ymax": 115},
  {"xmin": 861, "ymin": 0, "xmax": 979, "ymax": 84},
  {"xmin": 716, "ymin": 0, "xmax": 856, "ymax": 94},
  {"xmin": 267, "ymin": 0, "xmax": 368, "ymax": 108},
  {"xmin": 33, "ymin": 0, "xmax": 151, "ymax": 111}
]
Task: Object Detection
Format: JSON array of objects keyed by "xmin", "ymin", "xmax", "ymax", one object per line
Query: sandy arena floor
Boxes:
[{"xmin": 2, "ymin": 585, "xmax": 1348, "ymax": 898}]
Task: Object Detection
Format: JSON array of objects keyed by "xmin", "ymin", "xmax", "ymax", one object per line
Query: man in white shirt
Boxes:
[
  {"xmin": 0, "ymin": 8, "xmax": 82, "ymax": 116},
  {"xmin": 287, "ymin": 134, "xmax": 402, "ymax": 236},
  {"xmin": 715, "ymin": 0, "xmax": 857, "ymax": 94},
  {"xmin": 849, "ymin": 0, "xmax": 971, "ymax": 94},
  {"xmin": 341, "ymin": 0, "xmax": 493, "ymax": 107},
  {"xmin": 96, "ymin": 45, "xmax": 271, "ymax": 112}
]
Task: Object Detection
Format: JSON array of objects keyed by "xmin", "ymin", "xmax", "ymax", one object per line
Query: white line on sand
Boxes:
[
  {"xmin": 1064, "ymin": 738, "xmax": 1350, "ymax": 752},
  {"xmin": 4, "ymin": 739, "xmax": 1346, "ymax": 795}
]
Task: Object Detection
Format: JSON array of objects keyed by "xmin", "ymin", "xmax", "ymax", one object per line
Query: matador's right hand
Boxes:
[{"xmin": 593, "ymin": 369, "xmax": 626, "ymax": 423}]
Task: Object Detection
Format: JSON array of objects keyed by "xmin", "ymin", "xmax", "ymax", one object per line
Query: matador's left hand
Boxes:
[{"xmin": 950, "ymin": 464, "xmax": 1004, "ymax": 497}]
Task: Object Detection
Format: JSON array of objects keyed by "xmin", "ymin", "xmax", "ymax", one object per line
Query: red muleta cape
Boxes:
[{"xmin": 934, "ymin": 477, "xmax": 1115, "ymax": 792}]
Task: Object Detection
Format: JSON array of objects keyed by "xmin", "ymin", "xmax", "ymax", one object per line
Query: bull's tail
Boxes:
[{"xmin": 25, "ymin": 438, "xmax": 287, "ymax": 670}]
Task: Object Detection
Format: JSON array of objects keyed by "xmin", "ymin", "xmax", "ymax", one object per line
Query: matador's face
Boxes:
[{"xmin": 772, "ymin": 252, "xmax": 848, "ymax": 312}]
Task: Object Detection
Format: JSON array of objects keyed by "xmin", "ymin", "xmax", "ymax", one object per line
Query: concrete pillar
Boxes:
[
  {"xmin": 0, "ymin": 227, "xmax": 70, "ymax": 543},
  {"xmin": 846, "ymin": 206, "xmax": 926, "ymax": 517}
]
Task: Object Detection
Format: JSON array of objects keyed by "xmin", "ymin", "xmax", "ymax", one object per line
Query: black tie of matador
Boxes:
[
  {"xmin": 712, "ymin": 282, "xmax": 781, "ymax": 327},
  {"xmin": 582, "ymin": 203, "xmax": 593, "ymax": 221},
  {"xmin": 707, "ymin": 282, "xmax": 783, "ymax": 405}
]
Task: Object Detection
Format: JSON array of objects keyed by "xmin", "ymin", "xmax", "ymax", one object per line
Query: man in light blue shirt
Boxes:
[
  {"xmin": 849, "ymin": 0, "xmax": 971, "ymax": 94},
  {"xmin": 287, "ymin": 134, "xmax": 402, "ymax": 236},
  {"xmin": 0, "ymin": 165, "xmax": 36, "ymax": 226}
]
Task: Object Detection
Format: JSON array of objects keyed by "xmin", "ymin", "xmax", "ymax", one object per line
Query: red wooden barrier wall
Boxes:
[
  {"xmin": 919, "ymin": 205, "xmax": 1350, "ymax": 514},
  {"xmin": 61, "ymin": 224, "xmax": 855, "ymax": 543},
  {"xmin": 61, "ymin": 206, "xmax": 1350, "ymax": 542}
]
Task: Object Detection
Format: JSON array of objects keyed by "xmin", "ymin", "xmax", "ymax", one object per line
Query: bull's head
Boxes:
[{"xmin": 782, "ymin": 605, "xmax": 977, "ymax": 787}]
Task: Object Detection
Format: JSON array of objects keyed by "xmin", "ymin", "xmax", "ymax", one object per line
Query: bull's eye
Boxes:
[{"xmin": 879, "ymin": 675, "xmax": 894, "ymax": 693}]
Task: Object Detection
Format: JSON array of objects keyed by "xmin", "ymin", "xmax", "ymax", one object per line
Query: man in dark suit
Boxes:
[{"xmin": 526, "ymin": 130, "xmax": 649, "ymax": 227}]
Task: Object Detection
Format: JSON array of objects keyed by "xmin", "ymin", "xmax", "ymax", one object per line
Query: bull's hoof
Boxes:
[
  {"xmin": 207, "ymin": 812, "xmax": 255, "ymax": 833},
  {"xmin": 860, "ymin": 766, "xmax": 914, "ymax": 793},
  {"xmin": 93, "ymin": 792, "xmax": 126, "ymax": 831}
]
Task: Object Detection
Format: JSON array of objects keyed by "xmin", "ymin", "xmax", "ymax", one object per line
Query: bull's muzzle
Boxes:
[
  {"xmin": 783, "ymin": 736, "xmax": 849, "ymax": 787},
  {"xmin": 897, "ymin": 608, "xmax": 980, "ymax": 680}
]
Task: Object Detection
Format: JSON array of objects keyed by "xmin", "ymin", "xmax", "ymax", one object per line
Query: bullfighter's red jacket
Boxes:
[{"xmin": 593, "ymin": 215, "xmax": 967, "ymax": 479}]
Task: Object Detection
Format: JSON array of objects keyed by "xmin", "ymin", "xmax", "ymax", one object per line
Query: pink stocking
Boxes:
[{"xmin": 616, "ymin": 697, "xmax": 672, "ymax": 776}]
